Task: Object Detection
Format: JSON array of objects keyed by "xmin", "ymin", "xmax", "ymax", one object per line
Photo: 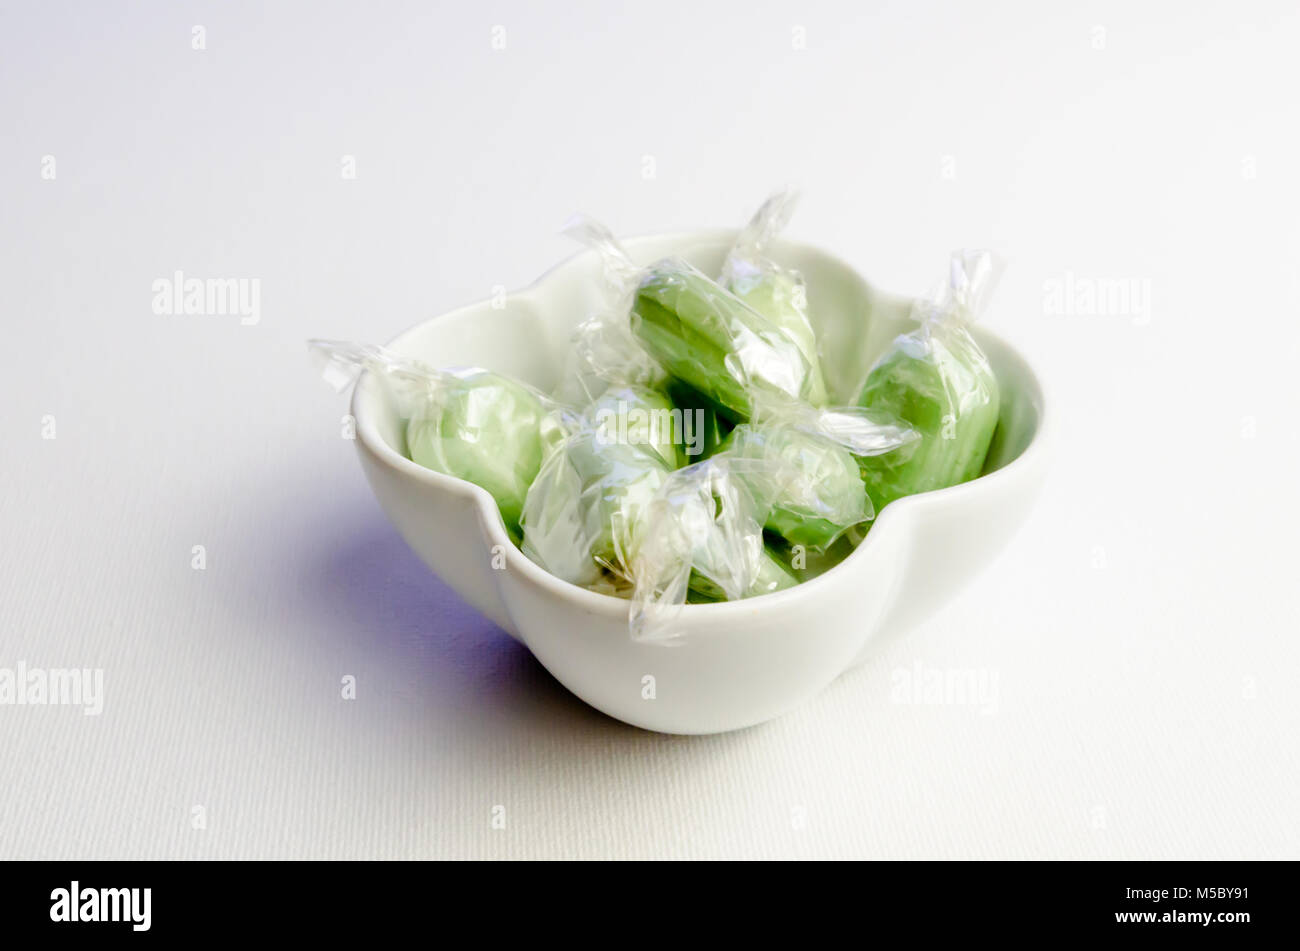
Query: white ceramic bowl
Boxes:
[{"xmin": 351, "ymin": 231, "xmax": 1049, "ymax": 734}]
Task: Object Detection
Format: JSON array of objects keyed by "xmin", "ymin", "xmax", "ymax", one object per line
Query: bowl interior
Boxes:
[{"xmin": 365, "ymin": 231, "xmax": 1042, "ymax": 480}]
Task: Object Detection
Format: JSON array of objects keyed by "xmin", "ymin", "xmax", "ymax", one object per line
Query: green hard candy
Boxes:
[
  {"xmin": 719, "ymin": 422, "xmax": 870, "ymax": 552},
  {"xmin": 405, "ymin": 368, "xmax": 548, "ymax": 541},
  {"xmin": 855, "ymin": 328, "xmax": 1000, "ymax": 513},
  {"xmin": 584, "ymin": 383, "xmax": 682, "ymax": 470},
  {"xmin": 726, "ymin": 268, "xmax": 829, "ymax": 407},
  {"xmin": 520, "ymin": 431, "xmax": 671, "ymax": 587},
  {"xmin": 632, "ymin": 260, "xmax": 816, "ymax": 422}
]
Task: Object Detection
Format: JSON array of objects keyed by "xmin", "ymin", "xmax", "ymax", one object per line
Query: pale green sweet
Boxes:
[
  {"xmin": 623, "ymin": 453, "xmax": 798, "ymax": 637},
  {"xmin": 718, "ymin": 422, "xmax": 871, "ymax": 552},
  {"xmin": 632, "ymin": 260, "xmax": 816, "ymax": 422},
  {"xmin": 306, "ymin": 341, "xmax": 549, "ymax": 541},
  {"xmin": 401, "ymin": 368, "xmax": 548, "ymax": 542},
  {"xmin": 641, "ymin": 456, "xmax": 795, "ymax": 607},
  {"xmin": 520, "ymin": 430, "xmax": 671, "ymax": 587},
  {"xmin": 726, "ymin": 268, "xmax": 829, "ymax": 407},
  {"xmin": 855, "ymin": 326, "xmax": 1000, "ymax": 513},
  {"xmin": 687, "ymin": 546, "xmax": 798, "ymax": 601},
  {"xmin": 583, "ymin": 384, "xmax": 681, "ymax": 470},
  {"xmin": 854, "ymin": 250, "xmax": 1003, "ymax": 515},
  {"xmin": 721, "ymin": 188, "xmax": 829, "ymax": 406}
]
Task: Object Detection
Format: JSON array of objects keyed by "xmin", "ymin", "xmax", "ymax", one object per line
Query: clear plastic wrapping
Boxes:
[
  {"xmin": 632, "ymin": 259, "xmax": 817, "ymax": 420},
  {"xmin": 564, "ymin": 214, "xmax": 819, "ymax": 423},
  {"xmin": 519, "ymin": 372, "xmax": 688, "ymax": 589},
  {"xmin": 519, "ymin": 376, "xmax": 721, "ymax": 590},
  {"xmin": 308, "ymin": 339, "xmax": 551, "ymax": 541},
  {"xmin": 560, "ymin": 216, "xmax": 738, "ymax": 464},
  {"xmin": 585, "ymin": 383, "xmax": 682, "ymax": 470},
  {"xmin": 520, "ymin": 416, "xmax": 672, "ymax": 589},
  {"xmin": 854, "ymin": 250, "xmax": 1003, "ymax": 513},
  {"xmin": 626, "ymin": 455, "xmax": 797, "ymax": 641},
  {"xmin": 553, "ymin": 223, "xmax": 668, "ymax": 407},
  {"xmin": 519, "ymin": 405, "xmax": 801, "ymax": 639},
  {"xmin": 698, "ymin": 393, "xmax": 918, "ymax": 551},
  {"xmin": 720, "ymin": 188, "xmax": 829, "ymax": 406},
  {"xmin": 718, "ymin": 409, "xmax": 912, "ymax": 552},
  {"xmin": 555, "ymin": 312, "xmax": 669, "ymax": 407},
  {"xmin": 616, "ymin": 404, "xmax": 915, "ymax": 637}
]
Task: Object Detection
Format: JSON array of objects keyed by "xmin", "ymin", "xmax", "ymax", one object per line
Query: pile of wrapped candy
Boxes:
[{"xmin": 310, "ymin": 191, "xmax": 1004, "ymax": 640}]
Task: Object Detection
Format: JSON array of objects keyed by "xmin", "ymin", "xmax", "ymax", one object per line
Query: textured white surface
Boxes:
[{"xmin": 1, "ymin": 0, "xmax": 1297, "ymax": 859}]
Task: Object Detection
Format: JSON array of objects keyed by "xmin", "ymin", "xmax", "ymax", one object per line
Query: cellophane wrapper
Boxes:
[
  {"xmin": 855, "ymin": 250, "xmax": 1003, "ymax": 513},
  {"xmin": 308, "ymin": 339, "xmax": 550, "ymax": 541},
  {"xmin": 720, "ymin": 188, "xmax": 829, "ymax": 405}
]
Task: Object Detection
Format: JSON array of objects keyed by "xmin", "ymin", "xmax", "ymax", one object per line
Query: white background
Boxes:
[{"xmin": 2, "ymin": 0, "xmax": 1297, "ymax": 859}]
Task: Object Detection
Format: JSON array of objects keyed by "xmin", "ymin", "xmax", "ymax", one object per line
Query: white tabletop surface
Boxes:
[{"xmin": 2, "ymin": 0, "xmax": 1297, "ymax": 860}]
